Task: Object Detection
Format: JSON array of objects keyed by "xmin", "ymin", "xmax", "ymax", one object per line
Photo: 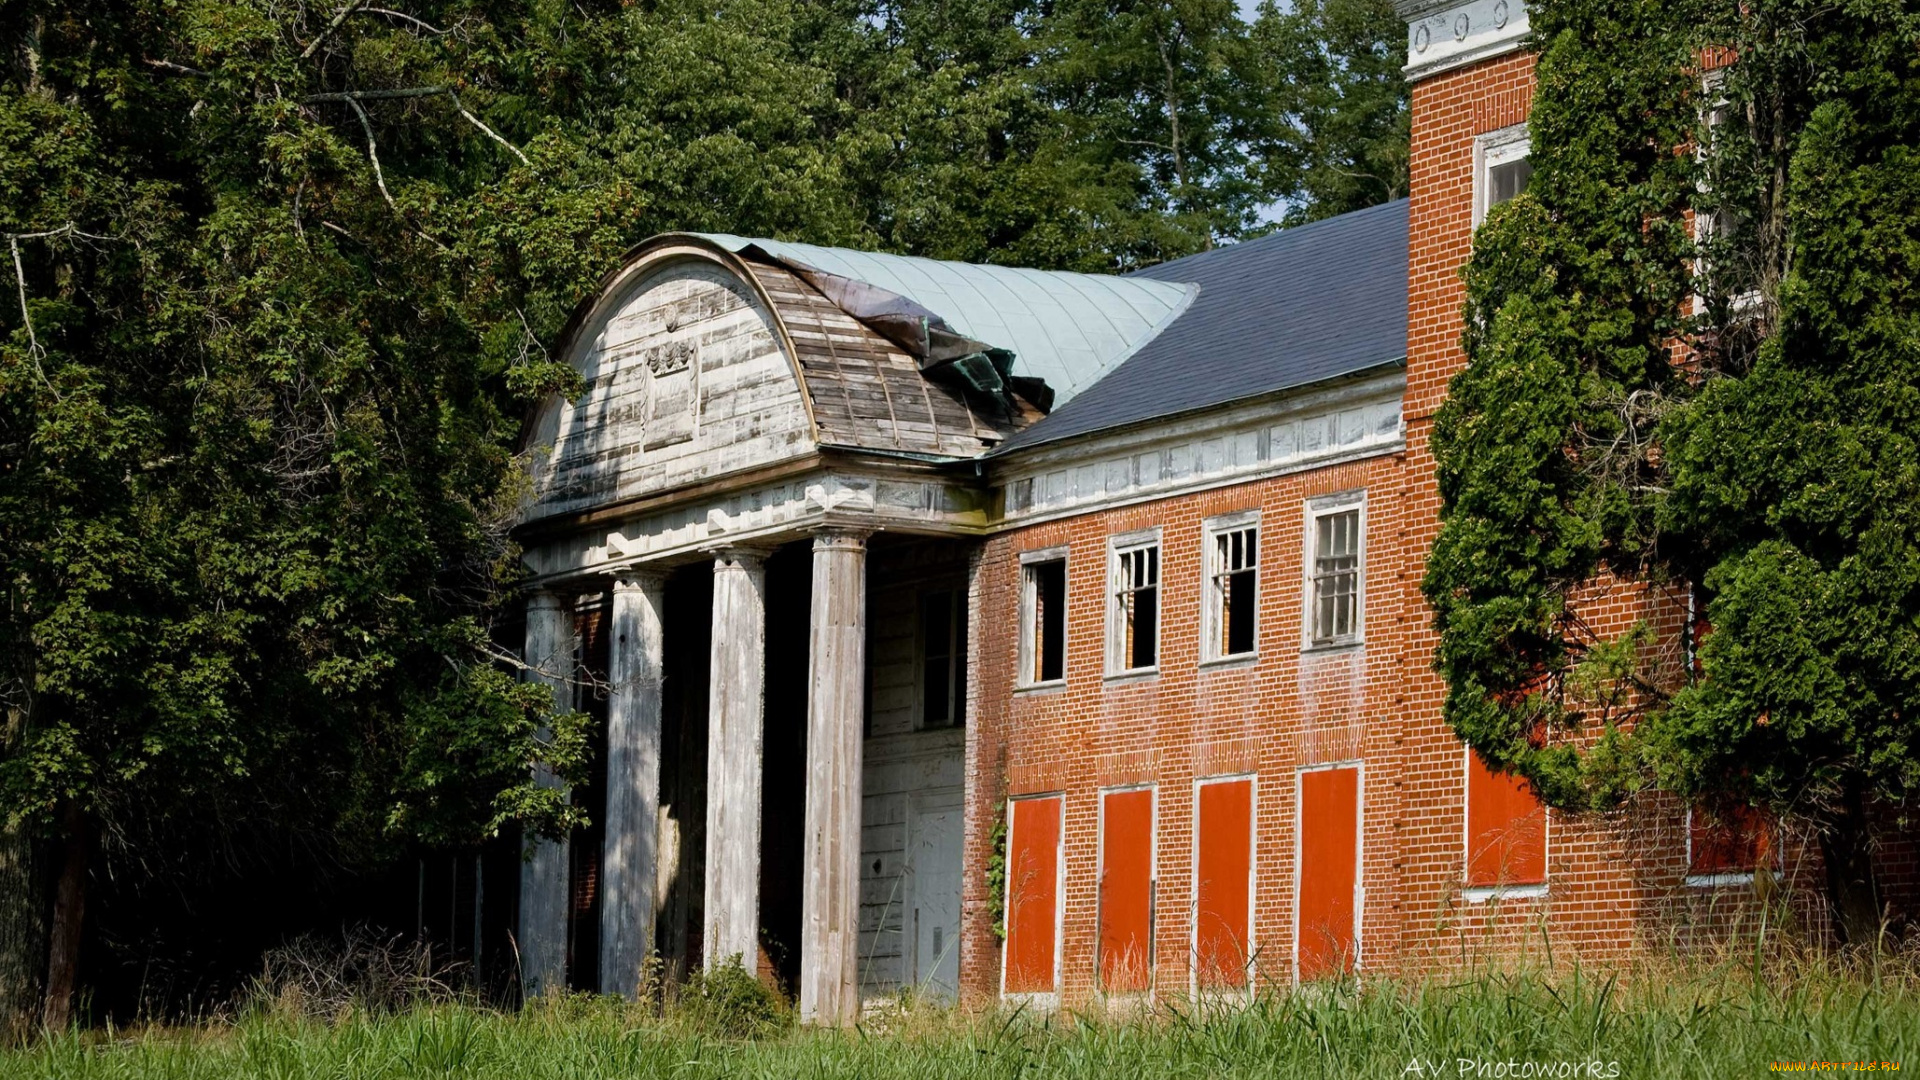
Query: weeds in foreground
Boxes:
[{"xmin": 8, "ymin": 956, "xmax": 1919, "ymax": 1079}]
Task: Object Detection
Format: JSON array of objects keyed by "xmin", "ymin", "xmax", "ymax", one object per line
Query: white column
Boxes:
[
  {"xmin": 800, "ymin": 530, "xmax": 868, "ymax": 1026},
  {"xmin": 601, "ymin": 571, "xmax": 666, "ymax": 999},
  {"xmin": 519, "ymin": 589, "xmax": 573, "ymax": 1000},
  {"xmin": 704, "ymin": 547, "xmax": 767, "ymax": 971}
]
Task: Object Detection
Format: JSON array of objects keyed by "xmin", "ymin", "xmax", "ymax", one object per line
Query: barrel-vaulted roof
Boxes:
[{"xmin": 697, "ymin": 234, "xmax": 1197, "ymax": 406}]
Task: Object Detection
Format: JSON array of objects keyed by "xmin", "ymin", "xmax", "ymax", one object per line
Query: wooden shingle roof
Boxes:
[{"xmin": 737, "ymin": 254, "xmax": 1044, "ymax": 458}]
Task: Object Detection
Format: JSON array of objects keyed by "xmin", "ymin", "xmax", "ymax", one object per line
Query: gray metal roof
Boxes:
[
  {"xmin": 994, "ymin": 200, "xmax": 1410, "ymax": 453},
  {"xmin": 697, "ymin": 234, "xmax": 1196, "ymax": 406}
]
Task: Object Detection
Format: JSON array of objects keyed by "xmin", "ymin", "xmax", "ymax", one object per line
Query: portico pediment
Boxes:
[{"xmin": 523, "ymin": 243, "xmax": 820, "ymax": 524}]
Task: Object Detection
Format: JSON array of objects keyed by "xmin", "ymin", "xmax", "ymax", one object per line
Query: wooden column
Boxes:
[
  {"xmin": 601, "ymin": 571, "xmax": 666, "ymax": 998},
  {"xmin": 519, "ymin": 589, "xmax": 573, "ymax": 999},
  {"xmin": 704, "ymin": 547, "xmax": 767, "ymax": 971},
  {"xmin": 800, "ymin": 530, "xmax": 868, "ymax": 1026}
]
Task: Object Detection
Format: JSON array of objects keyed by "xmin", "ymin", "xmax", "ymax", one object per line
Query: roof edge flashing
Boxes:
[{"xmin": 988, "ymin": 357, "xmax": 1407, "ymax": 460}]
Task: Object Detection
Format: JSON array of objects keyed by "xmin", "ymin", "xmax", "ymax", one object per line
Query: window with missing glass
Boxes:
[
  {"xmin": 1305, "ymin": 497, "xmax": 1364, "ymax": 647},
  {"xmin": 1696, "ymin": 72, "xmax": 1760, "ymax": 312},
  {"xmin": 1108, "ymin": 538, "xmax": 1160, "ymax": 674},
  {"xmin": 1474, "ymin": 125, "xmax": 1532, "ymax": 228},
  {"xmin": 1203, "ymin": 514, "xmax": 1259, "ymax": 662},
  {"xmin": 919, "ymin": 588, "xmax": 967, "ymax": 728},
  {"xmin": 1019, "ymin": 554, "xmax": 1067, "ymax": 686}
]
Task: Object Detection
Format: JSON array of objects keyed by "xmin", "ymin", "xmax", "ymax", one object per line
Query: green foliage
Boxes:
[
  {"xmin": 678, "ymin": 957, "xmax": 791, "ymax": 1040},
  {"xmin": 0, "ymin": 0, "xmax": 622, "ymax": 875},
  {"xmin": 0, "ymin": 0, "xmax": 1412, "ymax": 1014},
  {"xmin": 1425, "ymin": 0, "xmax": 1705, "ymax": 808},
  {"xmin": 8, "ymin": 965, "xmax": 1920, "ymax": 1076},
  {"xmin": 1251, "ymin": 0, "xmax": 1411, "ymax": 224},
  {"xmin": 1425, "ymin": 0, "xmax": 1920, "ymax": 933},
  {"xmin": 983, "ymin": 799, "xmax": 1008, "ymax": 940}
]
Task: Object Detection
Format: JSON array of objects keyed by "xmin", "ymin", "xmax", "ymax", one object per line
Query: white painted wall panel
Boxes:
[{"xmin": 526, "ymin": 259, "xmax": 816, "ymax": 522}]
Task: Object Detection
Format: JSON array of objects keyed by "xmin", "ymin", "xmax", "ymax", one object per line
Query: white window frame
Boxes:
[
  {"xmin": 1460, "ymin": 746, "xmax": 1551, "ymax": 903},
  {"xmin": 1301, "ymin": 492, "xmax": 1366, "ymax": 651},
  {"xmin": 1201, "ymin": 511, "xmax": 1261, "ymax": 666},
  {"xmin": 1190, "ymin": 772, "xmax": 1258, "ymax": 999},
  {"xmin": 1106, "ymin": 529, "xmax": 1163, "ymax": 678},
  {"xmin": 1682, "ymin": 806, "xmax": 1777, "ymax": 889},
  {"xmin": 1693, "ymin": 70, "xmax": 1763, "ymax": 316},
  {"xmin": 1473, "ymin": 123, "xmax": 1531, "ymax": 228},
  {"xmin": 1017, "ymin": 547, "xmax": 1069, "ymax": 690}
]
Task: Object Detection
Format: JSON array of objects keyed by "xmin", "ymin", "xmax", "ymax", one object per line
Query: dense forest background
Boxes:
[{"xmin": 0, "ymin": 0, "xmax": 1406, "ymax": 1032}]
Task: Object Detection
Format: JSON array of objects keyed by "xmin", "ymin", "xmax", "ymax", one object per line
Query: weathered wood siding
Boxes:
[
  {"xmin": 858, "ymin": 541, "xmax": 970, "ymax": 999},
  {"xmin": 526, "ymin": 258, "xmax": 817, "ymax": 522}
]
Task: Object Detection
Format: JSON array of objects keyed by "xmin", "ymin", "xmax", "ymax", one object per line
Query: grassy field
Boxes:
[{"xmin": 7, "ymin": 964, "xmax": 1916, "ymax": 1079}]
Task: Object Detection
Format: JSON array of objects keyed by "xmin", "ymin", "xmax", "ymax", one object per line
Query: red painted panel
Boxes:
[
  {"xmin": 1466, "ymin": 752, "xmax": 1546, "ymax": 887},
  {"xmin": 1297, "ymin": 766, "xmax": 1358, "ymax": 980},
  {"xmin": 1098, "ymin": 788, "xmax": 1155, "ymax": 992},
  {"xmin": 1004, "ymin": 795, "xmax": 1062, "ymax": 993},
  {"xmin": 1194, "ymin": 778, "xmax": 1253, "ymax": 988},
  {"xmin": 1690, "ymin": 804, "xmax": 1772, "ymax": 875}
]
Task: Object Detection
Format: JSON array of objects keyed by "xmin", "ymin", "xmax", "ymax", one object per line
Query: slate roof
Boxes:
[
  {"xmin": 994, "ymin": 199, "xmax": 1410, "ymax": 453},
  {"xmin": 697, "ymin": 234, "xmax": 1196, "ymax": 406}
]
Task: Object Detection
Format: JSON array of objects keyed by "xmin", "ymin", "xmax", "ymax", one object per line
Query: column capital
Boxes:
[
  {"xmin": 808, "ymin": 527, "xmax": 872, "ymax": 551},
  {"xmin": 708, "ymin": 544, "xmax": 773, "ymax": 571},
  {"xmin": 608, "ymin": 565, "xmax": 669, "ymax": 592},
  {"xmin": 525, "ymin": 588, "xmax": 570, "ymax": 613}
]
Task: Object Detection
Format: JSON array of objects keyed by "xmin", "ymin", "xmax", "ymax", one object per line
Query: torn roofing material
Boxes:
[
  {"xmin": 993, "ymin": 199, "xmax": 1411, "ymax": 454},
  {"xmin": 731, "ymin": 242, "xmax": 1052, "ymax": 413},
  {"xmin": 695, "ymin": 234, "xmax": 1197, "ymax": 408}
]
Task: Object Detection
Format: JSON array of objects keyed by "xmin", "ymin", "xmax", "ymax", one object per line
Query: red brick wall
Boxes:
[
  {"xmin": 956, "ymin": 42, "xmax": 1917, "ymax": 1007},
  {"xmin": 1396, "ymin": 48, "xmax": 1707, "ymax": 971},
  {"xmin": 961, "ymin": 455, "xmax": 1414, "ymax": 1003},
  {"xmin": 1392, "ymin": 44, "xmax": 1914, "ymax": 964}
]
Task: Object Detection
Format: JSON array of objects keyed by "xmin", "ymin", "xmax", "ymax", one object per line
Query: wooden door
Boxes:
[
  {"xmin": 1003, "ymin": 795, "xmax": 1063, "ymax": 994},
  {"xmin": 1296, "ymin": 765, "xmax": 1359, "ymax": 980},
  {"xmin": 1194, "ymin": 777, "xmax": 1254, "ymax": 989},
  {"xmin": 1098, "ymin": 787, "xmax": 1155, "ymax": 993}
]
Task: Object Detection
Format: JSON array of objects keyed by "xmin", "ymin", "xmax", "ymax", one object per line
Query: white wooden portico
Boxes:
[{"xmin": 511, "ymin": 234, "xmax": 1185, "ymax": 1022}]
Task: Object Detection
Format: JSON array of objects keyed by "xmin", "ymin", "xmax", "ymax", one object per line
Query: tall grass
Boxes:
[{"xmin": 9, "ymin": 959, "xmax": 1916, "ymax": 1079}]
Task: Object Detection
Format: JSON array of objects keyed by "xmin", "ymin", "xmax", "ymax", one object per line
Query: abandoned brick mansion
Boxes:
[{"xmin": 474, "ymin": 0, "xmax": 1919, "ymax": 1021}]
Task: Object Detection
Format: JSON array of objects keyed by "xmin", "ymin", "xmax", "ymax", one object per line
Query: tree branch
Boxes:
[
  {"xmin": 359, "ymin": 8, "xmax": 449, "ymax": 35},
  {"xmin": 307, "ymin": 88, "xmax": 533, "ymax": 169},
  {"xmin": 343, "ymin": 95, "xmax": 399, "ymax": 214},
  {"xmin": 143, "ymin": 58, "xmax": 212, "ymax": 78},
  {"xmin": 446, "ymin": 90, "xmax": 532, "ymax": 167},
  {"xmin": 339, "ymin": 97, "xmax": 452, "ymax": 253},
  {"xmin": 4, "ymin": 225, "xmax": 112, "ymax": 400},
  {"xmin": 301, "ymin": 1, "xmax": 371, "ymax": 60},
  {"xmin": 304, "ymin": 87, "xmax": 448, "ymax": 102}
]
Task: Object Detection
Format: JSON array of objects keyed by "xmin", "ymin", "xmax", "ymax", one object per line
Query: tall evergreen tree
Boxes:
[{"xmin": 1424, "ymin": 0, "xmax": 1920, "ymax": 945}]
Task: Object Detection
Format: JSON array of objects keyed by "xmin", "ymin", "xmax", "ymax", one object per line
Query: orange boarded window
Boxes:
[
  {"xmin": 1465, "ymin": 751, "xmax": 1547, "ymax": 887},
  {"xmin": 1689, "ymin": 804, "xmax": 1773, "ymax": 878},
  {"xmin": 1003, "ymin": 795, "xmax": 1062, "ymax": 994},
  {"xmin": 1296, "ymin": 765, "xmax": 1359, "ymax": 980},
  {"xmin": 1098, "ymin": 787, "xmax": 1155, "ymax": 992},
  {"xmin": 1194, "ymin": 777, "xmax": 1254, "ymax": 989}
]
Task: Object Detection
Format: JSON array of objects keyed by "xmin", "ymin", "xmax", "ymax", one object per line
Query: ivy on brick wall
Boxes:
[{"xmin": 1424, "ymin": 0, "xmax": 1920, "ymax": 945}]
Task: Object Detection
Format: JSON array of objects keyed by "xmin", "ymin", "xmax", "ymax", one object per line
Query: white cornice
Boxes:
[
  {"xmin": 1401, "ymin": 0, "xmax": 1530, "ymax": 82},
  {"xmin": 990, "ymin": 370, "xmax": 1406, "ymax": 529}
]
